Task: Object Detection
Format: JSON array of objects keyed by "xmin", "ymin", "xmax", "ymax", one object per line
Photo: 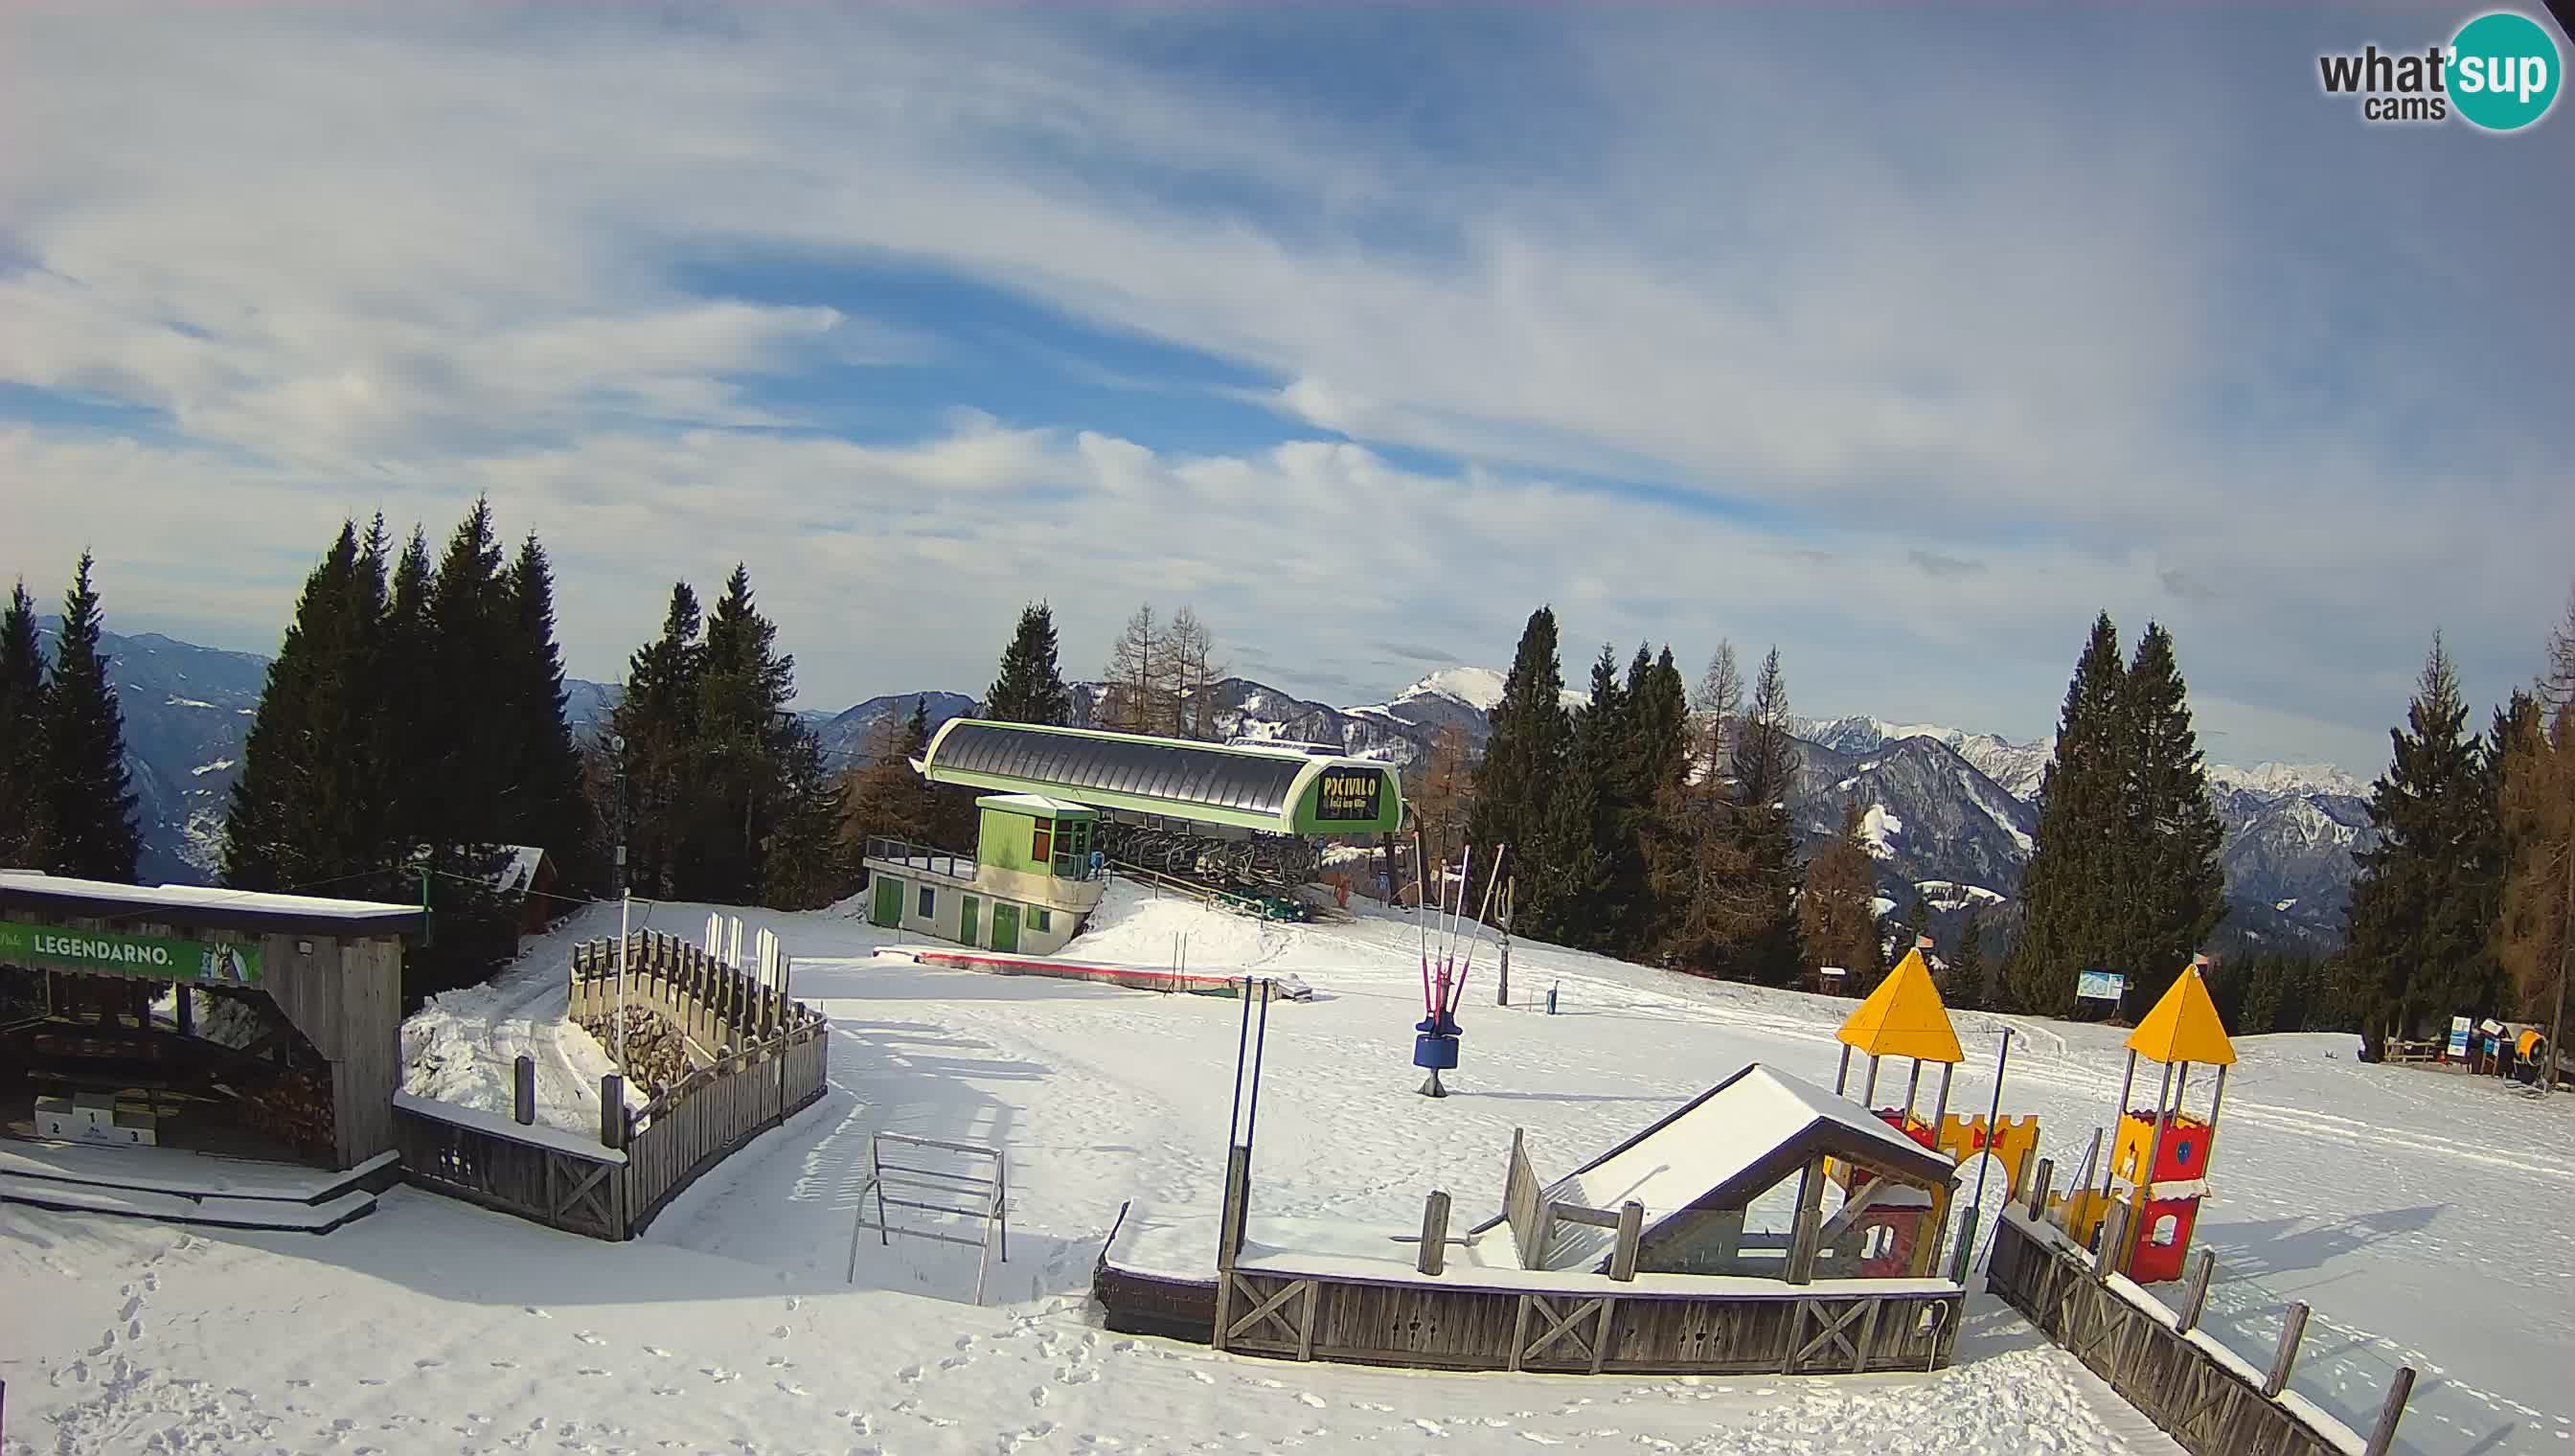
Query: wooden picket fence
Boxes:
[{"xmin": 396, "ymin": 930, "xmax": 829, "ymax": 1240}]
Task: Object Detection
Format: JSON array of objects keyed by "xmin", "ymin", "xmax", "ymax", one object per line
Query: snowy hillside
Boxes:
[{"xmin": 9, "ymin": 884, "xmax": 2567, "ymax": 1455}]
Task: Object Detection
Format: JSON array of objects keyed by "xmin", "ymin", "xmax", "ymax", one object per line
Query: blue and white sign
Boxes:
[
  {"xmin": 2448, "ymin": 1015, "xmax": 2472, "ymax": 1059},
  {"xmin": 2075, "ymin": 969, "xmax": 2127, "ymax": 1003}
]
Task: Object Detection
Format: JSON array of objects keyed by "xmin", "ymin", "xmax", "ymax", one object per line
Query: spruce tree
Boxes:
[
  {"xmin": 760, "ymin": 719, "xmax": 845, "ymax": 910},
  {"xmin": 2005, "ymin": 613, "xmax": 2129, "ymax": 1014},
  {"xmin": 1800, "ymin": 798, "xmax": 1882, "ymax": 990},
  {"xmin": 2497, "ymin": 688, "xmax": 2572, "ymax": 1043},
  {"xmin": 609, "ymin": 582, "xmax": 705, "ymax": 899},
  {"xmin": 1723, "ymin": 647, "xmax": 1804, "ymax": 982},
  {"xmin": 425, "ymin": 498, "xmax": 516, "ymax": 856},
  {"xmin": 2343, "ymin": 638, "xmax": 2504, "ymax": 1041},
  {"xmin": 1467, "ymin": 606, "xmax": 1570, "ymax": 898},
  {"xmin": 374, "ymin": 527, "xmax": 439, "ymax": 864},
  {"xmin": 695, "ymin": 565, "xmax": 798, "ymax": 901},
  {"xmin": 1948, "ymin": 901, "xmax": 1989, "ymax": 1011},
  {"xmin": 0, "ymin": 581, "xmax": 46, "ymax": 865},
  {"xmin": 2117, "ymin": 623, "xmax": 2227, "ymax": 1007},
  {"xmin": 1610, "ymin": 645, "xmax": 1690, "ymax": 956},
  {"xmin": 502, "ymin": 534, "xmax": 591, "ymax": 881},
  {"xmin": 40, "ymin": 553, "xmax": 141, "ymax": 881},
  {"xmin": 223, "ymin": 522, "xmax": 385, "ymax": 891},
  {"xmin": 985, "ymin": 603, "xmax": 1070, "ymax": 725},
  {"xmin": 1534, "ymin": 645, "xmax": 1625, "ymax": 946},
  {"xmin": 1899, "ymin": 886, "xmax": 1935, "ymax": 971}
]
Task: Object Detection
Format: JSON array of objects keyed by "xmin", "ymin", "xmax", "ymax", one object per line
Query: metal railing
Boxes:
[{"xmin": 865, "ymin": 835, "xmax": 976, "ymax": 880}]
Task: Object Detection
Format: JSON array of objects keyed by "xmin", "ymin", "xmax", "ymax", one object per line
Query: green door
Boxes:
[
  {"xmin": 961, "ymin": 895, "xmax": 980, "ymax": 946},
  {"xmin": 991, "ymin": 902, "xmax": 1020, "ymax": 954},
  {"xmin": 872, "ymin": 876, "xmax": 902, "ymax": 928}
]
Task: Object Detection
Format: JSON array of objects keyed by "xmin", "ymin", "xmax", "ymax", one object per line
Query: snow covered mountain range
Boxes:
[{"xmin": 69, "ymin": 632, "xmax": 2370, "ymax": 947}]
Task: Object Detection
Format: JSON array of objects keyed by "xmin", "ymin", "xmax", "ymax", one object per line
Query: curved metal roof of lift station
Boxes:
[{"xmin": 913, "ymin": 719, "xmax": 1406, "ymax": 837}]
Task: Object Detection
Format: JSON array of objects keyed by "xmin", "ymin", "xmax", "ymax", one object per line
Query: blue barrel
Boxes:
[{"xmin": 1413, "ymin": 1034, "xmax": 1460, "ymax": 1070}]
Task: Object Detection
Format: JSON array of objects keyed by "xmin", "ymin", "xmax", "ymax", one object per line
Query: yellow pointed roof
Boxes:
[
  {"xmin": 1836, "ymin": 948, "xmax": 1962, "ymax": 1063},
  {"xmin": 2126, "ymin": 964, "xmax": 2237, "ymax": 1066}
]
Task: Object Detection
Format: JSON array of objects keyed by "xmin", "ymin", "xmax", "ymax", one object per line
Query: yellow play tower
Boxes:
[{"xmin": 2054, "ymin": 954, "xmax": 2237, "ymax": 1284}]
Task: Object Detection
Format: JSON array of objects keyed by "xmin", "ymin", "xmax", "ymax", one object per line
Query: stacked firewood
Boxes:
[
  {"xmin": 578, "ymin": 1008, "xmax": 694, "ymax": 1100},
  {"xmin": 237, "ymin": 1065, "xmax": 335, "ymax": 1156}
]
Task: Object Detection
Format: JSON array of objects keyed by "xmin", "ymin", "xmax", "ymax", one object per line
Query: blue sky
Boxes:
[{"xmin": 4, "ymin": 4, "xmax": 2569, "ymax": 771}]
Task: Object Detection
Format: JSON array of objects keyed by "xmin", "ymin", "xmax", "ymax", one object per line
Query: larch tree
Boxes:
[
  {"xmin": 2498, "ymin": 595, "xmax": 2575, "ymax": 1081},
  {"xmin": 39, "ymin": 552, "xmax": 141, "ymax": 882},
  {"xmin": 1405, "ymin": 723, "xmax": 1478, "ymax": 891},
  {"xmin": 1159, "ymin": 605, "xmax": 1227, "ymax": 740},
  {"xmin": 985, "ymin": 603, "xmax": 1071, "ymax": 725},
  {"xmin": 1100, "ymin": 603, "xmax": 1163, "ymax": 734},
  {"xmin": 2005, "ymin": 613, "xmax": 2129, "ymax": 1014},
  {"xmin": 1800, "ymin": 798, "xmax": 1882, "ymax": 990},
  {"xmin": 0, "ymin": 581, "xmax": 48, "ymax": 866}
]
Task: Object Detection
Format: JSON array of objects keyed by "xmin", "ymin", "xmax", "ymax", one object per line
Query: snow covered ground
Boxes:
[{"xmin": 6, "ymin": 878, "xmax": 2571, "ymax": 1455}]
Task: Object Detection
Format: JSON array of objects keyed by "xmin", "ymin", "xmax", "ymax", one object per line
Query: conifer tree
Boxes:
[
  {"xmin": 985, "ymin": 603, "xmax": 1071, "ymax": 725},
  {"xmin": 425, "ymin": 498, "xmax": 516, "ymax": 855},
  {"xmin": 2497, "ymin": 687, "xmax": 2571, "ymax": 1058},
  {"xmin": 1534, "ymin": 645, "xmax": 1625, "ymax": 946},
  {"xmin": 1467, "ymin": 606, "xmax": 1570, "ymax": 899},
  {"xmin": 40, "ymin": 553, "xmax": 141, "ymax": 881},
  {"xmin": 1948, "ymin": 901, "xmax": 1989, "ymax": 1011},
  {"xmin": 760, "ymin": 718, "xmax": 845, "ymax": 910},
  {"xmin": 374, "ymin": 527, "xmax": 438, "ymax": 860},
  {"xmin": 2005, "ymin": 613, "xmax": 2129, "ymax": 1014},
  {"xmin": 1404, "ymin": 724, "xmax": 1478, "ymax": 893},
  {"xmin": 1800, "ymin": 798, "xmax": 1881, "ymax": 990},
  {"xmin": 502, "ymin": 534, "xmax": 591, "ymax": 880},
  {"xmin": 1612, "ymin": 645, "xmax": 1691, "ymax": 955},
  {"xmin": 0, "ymin": 581, "xmax": 47, "ymax": 866},
  {"xmin": 1723, "ymin": 647, "xmax": 1804, "ymax": 982},
  {"xmin": 1899, "ymin": 886, "xmax": 1935, "ymax": 972},
  {"xmin": 609, "ymin": 583, "xmax": 704, "ymax": 899},
  {"xmin": 223, "ymin": 522, "xmax": 385, "ymax": 890},
  {"xmin": 695, "ymin": 565, "xmax": 798, "ymax": 902},
  {"xmin": 2343, "ymin": 638, "xmax": 2504, "ymax": 1042},
  {"xmin": 2116, "ymin": 623, "xmax": 2227, "ymax": 1006}
]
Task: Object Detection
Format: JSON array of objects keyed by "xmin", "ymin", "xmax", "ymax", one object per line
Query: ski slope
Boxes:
[{"xmin": 5, "ymin": 879, "xmax": 2570, "ymax": 1455}]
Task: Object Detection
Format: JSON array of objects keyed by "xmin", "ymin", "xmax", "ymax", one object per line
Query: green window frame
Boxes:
[{"xmin": 1031, "ymin": 907, "xmax": 1052, "ymax": 933}]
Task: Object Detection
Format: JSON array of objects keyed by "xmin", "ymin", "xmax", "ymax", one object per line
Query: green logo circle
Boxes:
[{"xmin": 2450, "ymin": 11, "xmax": 2562, "ymax": 131}]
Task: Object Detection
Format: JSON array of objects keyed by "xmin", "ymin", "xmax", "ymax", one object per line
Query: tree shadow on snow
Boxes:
[{"xmin": 2196, "ymin": 1205, "xmax": 2445, "ymax": 1282}]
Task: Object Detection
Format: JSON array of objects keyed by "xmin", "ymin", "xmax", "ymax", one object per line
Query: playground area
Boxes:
[{"xmin": 6, "ymin": 878, "xmax": 2572, "ymax": 1455}]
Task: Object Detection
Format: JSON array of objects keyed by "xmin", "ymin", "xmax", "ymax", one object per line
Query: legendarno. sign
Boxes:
[{"xmin": 0, "ymin": 920, "xmax": 263, "ymax": 984}]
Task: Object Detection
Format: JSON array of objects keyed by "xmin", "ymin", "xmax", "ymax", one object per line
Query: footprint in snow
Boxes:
[
  {"xmin": 941, "ymin": 1354, "xmax": 972, "ymax": 1372},
  {"xmin": 702, "ymin": 1367, "xmax": 739, "ymax": 1383},
  {"xmin": 578, "ymin": 1367, "xmax": 608, "ymax": 1377},
  {"xmin": 651, "ymin": 1385, "xmax": 683, "ymax": 1398},
  {"xmin": 1031, "ymin": 1385, "xmax": 1049, "ymax": 1407},
  {"xmin": 413, "ymin": 1358, "xmax": 444, "ymax": 1370},
  {"xmin": 899, "ymin": 1363, "xmax": 925, "ymax": 1383},
  {"xmin": 357, "ymin": 1377, "xmax": 385, "ymax": 1387},
  {"xmin": 523, "ymin": 1306, "xmax": 552, "ymax": 1319},
  {"xmin": 775, "ymin": 1379, "xmax": 808, "ymax": 1397},
  {"xmin": 488, "ymin": 1360, "xmax": 516, "ymax": 1370},
  {"xmin": 771, "ymin": 1324, "xmax": 791, "ymax": 1338},
  {"xmin": 1295, "ymin": 1394, "xmax": 1326, "ymax": 1409},
  {"xmin": 1189, "ymin": 1371, "xmax": 1214, "ymax": 1384},
  {"xmin": 1517, "ymin": 1436, "xmax": 1562, "ymax": 1447},
  {"xmin": 574, "ymin": 1331, "xmax": 606, "ymax": 1346},
  {"xmin": 1351, "ymin": 1401, "xmax": 1393, "ymax": 1413},
  {"xmin": 1412, "ymin": 1419, "xmax": 1447, "ymax": 1437},
  {"xmin": 785, "ymin": 1296, "xmax": 802, "ymax": 1310}
]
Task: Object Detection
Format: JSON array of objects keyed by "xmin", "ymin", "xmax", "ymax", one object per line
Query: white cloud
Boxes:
[{"xmin": 1, "ymin": 7, "xmax": 2567, "ymax": 769}]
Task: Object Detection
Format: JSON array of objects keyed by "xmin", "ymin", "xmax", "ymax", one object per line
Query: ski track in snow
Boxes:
[{"xmin": 6, "ymin": 882, "xmax": 2571, "ymax": 1455}]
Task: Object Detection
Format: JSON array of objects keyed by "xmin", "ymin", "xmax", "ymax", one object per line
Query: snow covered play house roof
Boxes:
[{"xmin": 1517, "ymin": 1063, "xmax": 1959, "ymax": 1273}]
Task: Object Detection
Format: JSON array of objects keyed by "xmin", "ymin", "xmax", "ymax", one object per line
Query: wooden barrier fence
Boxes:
[
  {"xmin": 1987, "ymin": 1206, "xmax": 2412, "ymax": 1456},
  {"xmin": 395, "ymin": 930, "xmax": 829, "ymax": 1240}
]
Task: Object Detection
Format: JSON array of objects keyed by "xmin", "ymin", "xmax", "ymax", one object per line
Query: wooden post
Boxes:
[
  {"xmin": 2364, "ymin": 1366, "xmax": 2417, "ymax": 1456},
  {"xmin": 2093, "ymin": 1199, "xmax": 2129, "ymax": 1279},
  {"xmin": 2177, "ymin": 1248, "xmax": 2215, "ymax": 1333},
  {"xmin": 513, "ymin": 1055, "xmax": 536, "ymax": 1126},
  {"xmin": 1608, "ymin": 1200, "xmax": 1644, "ymax": 1282},
  {"xmin": 1418, "ymin": 1191, "xmax": 1451, "ymax": 1276},
  {"xmin": 1786, "ymin": 1157, "xmax": 1828, "ymax": 1285},
  {"xmin": 2029, "ymin": 1156, "xmax": 2055, "ymax": 1217},
  {"xmin": 599, "ymin": 1074, "xmax": 625, "ymax": 1149},
  {"xmin": 2264, "ymin": 1302, "xmax": 2310, "ymax": 1398},
  {"xmin": 1834, "ymin": 1043, "xmax": 1854, "ymax": 1097}
]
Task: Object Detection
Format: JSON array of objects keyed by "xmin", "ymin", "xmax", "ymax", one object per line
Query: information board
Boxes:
[{"xmin": 2075, "ymin": 968, "xmax": 2127, "ymax": 1003}]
